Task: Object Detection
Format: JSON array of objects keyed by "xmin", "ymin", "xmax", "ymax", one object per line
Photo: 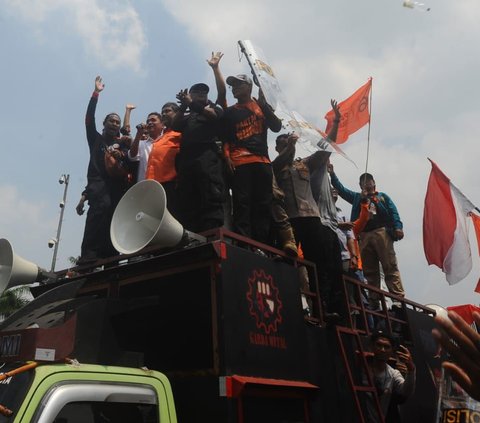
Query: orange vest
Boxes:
[{"xmin": 145, "ymin": 129, "xmax": 181, "ymax": 183}]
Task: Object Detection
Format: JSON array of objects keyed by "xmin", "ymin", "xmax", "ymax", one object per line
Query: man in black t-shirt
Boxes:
[
  {"xmin": 79, "ymin": 76, "xmax": 133, "ymax": 265},
  {"xmin": 172, "ymin": 83, "xmax": 225, "ymax": 233}
]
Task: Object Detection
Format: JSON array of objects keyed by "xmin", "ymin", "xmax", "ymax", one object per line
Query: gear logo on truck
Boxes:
[{"xmin": 246, "ymin": 269, "xmax": 283, "ymax": 335}]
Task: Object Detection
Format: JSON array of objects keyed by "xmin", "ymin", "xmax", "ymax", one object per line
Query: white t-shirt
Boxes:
[
  {"xmin": 128, "ymin": 137, "xmax": 154, "ymax": 182},
  {"xmin": 366, "ymin": 363, "xmax": 416, "ymax": 422}
]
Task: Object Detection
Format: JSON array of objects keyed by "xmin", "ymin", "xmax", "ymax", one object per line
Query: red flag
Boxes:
[
  {"xmin": 474, "ymin": 278, "xmax": 480, "ymax": 294},
  {"xmin": 423, "ymin": 159, "xmax": 475, "ymax": 284},
  {"xmin": 470, "ymin": 214, "xmax": 480, "ymax": 293},
  {"xmin": 324, "ymin": 78, "xmax": 371, "ymax": 144},
  {"xmin": 471, "ymin": 213, "xmax": 480, "ymax": 254},
  {"xmin": 447, "ymin": 304, "xmax": 480, "ymax": 325}
]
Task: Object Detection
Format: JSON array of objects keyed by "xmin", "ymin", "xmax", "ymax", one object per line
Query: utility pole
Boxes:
[{"xmin": 49, "ymin": 174, "xmax": 70, "ymax": 272}]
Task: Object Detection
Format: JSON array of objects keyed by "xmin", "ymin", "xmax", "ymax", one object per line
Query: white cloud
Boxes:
[
  {"xmin": 0, "ymin": 185, "xmax": 46, "ymax": 227},
  {"xmin": 3, "ymin": 0, "xmax": 147, "ymax": 72},
  {"xmin": 0, "ymin": 185, "xmax": 58, "ymax": 268}
]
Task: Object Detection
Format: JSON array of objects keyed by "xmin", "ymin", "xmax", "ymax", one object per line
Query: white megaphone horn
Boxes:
[
  {"xmin": 0, "ymin": 239, "xmax": 56, "ymax": 295},
  {"xmin": 110, "ymin": 180, "xmax": 204, "ymax": 255},
  {"xmin": 425, "ymin": 303, "xmax": 450, "ymax": 321}
]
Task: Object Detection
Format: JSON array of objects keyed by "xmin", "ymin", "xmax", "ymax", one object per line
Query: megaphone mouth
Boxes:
[
  {"xmin": 110, "ymin": 180, "xmax": 185, "ymax": 255},
  {"xmin": 0, "ymin": 238, "xmax": 14, "ymax": 283},
  {"xmin": 0, "ymin": 239, "xmax": 42, "ymax": 295}
]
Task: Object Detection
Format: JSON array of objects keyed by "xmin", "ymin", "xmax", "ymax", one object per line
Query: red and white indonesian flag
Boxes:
[{"xmin": 423, "ymin": 159, "xmax": 476, "ymax": 284}]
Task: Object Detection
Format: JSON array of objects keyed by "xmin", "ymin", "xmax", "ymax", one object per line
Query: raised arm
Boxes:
[
  {"xmin": 326, "ymin": 99, "xmax": 341, "ymax": 143},
  {"xmin": 174, "ymin": 89, "xmax": 223, "ymax": 124},
  {"xmin": 272, "ymin": 133, "xmax": 297, "ymax": 174},
  {"xmin": 305, "ymin": 100, "xmax": 341, "ymax": 171},
  {"xmin": 207, "ymin": 51, "xmax": 227, "ymax": 109},
  {"xmin": 393, "ymin": 345, "xmax": 416, "ymax": 397},
  {"xmin": 171, "ymin": 89, "xmax": 190, "ymax": 131},
  {"xmin": 121, "ymin": 104, "xmax": 136, "ymax": 135},
  {"xmin": 328, "ymin": 163, "xmax": 357, "ymax": 205},
  {"xmin": 85, "ymin": 76, "xmax": 104, "ymax": 146},
  {"xmin": 128, "ymin": 123, "xmax": 146, "ymax": 160}
]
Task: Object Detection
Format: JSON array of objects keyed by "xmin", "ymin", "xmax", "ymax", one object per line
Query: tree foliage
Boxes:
[{"xmin": 0, "ymin": 286, "xmax": 31, "ymax": 320}]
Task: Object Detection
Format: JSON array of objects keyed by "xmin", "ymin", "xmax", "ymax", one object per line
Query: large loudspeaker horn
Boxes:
[
  {"xmin": 110, "ymin": 180, "xmax": 185, "ymax": 254},
  {"xmin": 0, "ymin": 238, "xmax": 42, "ymax": 294}
]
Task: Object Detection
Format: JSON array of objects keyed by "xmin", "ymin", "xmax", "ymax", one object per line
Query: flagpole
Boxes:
[{"xmin": 362, "ymin": 77, "xmax": 373, "ymax": 184}]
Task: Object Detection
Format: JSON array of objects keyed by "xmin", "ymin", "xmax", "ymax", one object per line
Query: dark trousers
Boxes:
[
  {"xmin": 232, "ymin": 162, "xmax": 273, "ymax": 244},
  {"xmin": 176, "ymin": 149, "xmax": 225, "ymax": 233},
  {"xmin": 162, "ymin": 180, "xmax": 181, "ymax": 223},
  {"xmin": 80, "ymin": 191, "xmax": 119, "ymax": 263},
  {"xmin": 290, "ymin": 217, "xmax": 344, "ymax": 315}
]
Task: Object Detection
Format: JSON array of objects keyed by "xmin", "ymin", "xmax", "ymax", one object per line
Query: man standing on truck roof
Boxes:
[
  {"xmin": 222, "ymin": 73, "xmax": 283, "ymax": 244},
  {"xmin": 78, "ymin": 76, "xmax": 134, "ymax": 265},
  {"xmin": 145, "ymin": 102, "xmax": 182, "ymax": 221},
  {"xmin": 172, "ymin": 82, "xmax": 225, "ymax": 233},
  {"xmin": 329, "ymin": 167, "xmax": 405, "ymax": 310},
  {"xmin": 272, "ymin": 100, "xmax": 345, "ymax": 322}
]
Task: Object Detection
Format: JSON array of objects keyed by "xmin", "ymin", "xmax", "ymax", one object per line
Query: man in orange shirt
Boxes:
[{"xmin": 145, "ymin": 102, "xmax": 182, "ymax": 220}]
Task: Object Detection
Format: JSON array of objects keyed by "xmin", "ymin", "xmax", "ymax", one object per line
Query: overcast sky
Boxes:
[{"xmin": 1, "ymin": 0, "xmax": 479, "ymax": 308}]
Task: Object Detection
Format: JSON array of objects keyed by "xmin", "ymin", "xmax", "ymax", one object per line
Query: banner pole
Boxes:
[{"xmin": 362, "ymin": 77, "xmax": 373, "ymax": 185}]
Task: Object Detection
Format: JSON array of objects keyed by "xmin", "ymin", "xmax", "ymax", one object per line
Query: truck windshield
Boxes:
[{"xmin": 0, "ymin": 362, "xmax": 34, "ymax": 422}]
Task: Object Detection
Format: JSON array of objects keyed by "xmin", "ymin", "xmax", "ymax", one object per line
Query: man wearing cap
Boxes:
[
  {"xmin": 172, "ymin": 83, "xmax": 225, "ymax": 233},
  {"xmin": 222, "ymin": 74, "xmax": 282, "ymax": 244},
  {"xmin": 272, "ymin": 100, "xmax": 345, "ymax": 321}
]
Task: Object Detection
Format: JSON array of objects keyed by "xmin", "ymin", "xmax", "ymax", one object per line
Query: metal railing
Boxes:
[{"xmin": 341, "ymin": 274, "xmax": 435, "ymax": 341}]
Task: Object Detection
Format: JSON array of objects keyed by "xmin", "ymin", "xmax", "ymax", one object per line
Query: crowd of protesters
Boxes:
[
  {"xmin": 73, "ymin": 49, "xmax": 480, "ymax": 423},
  {"xmin": 76, "ymin": 52, "xmax": 406, "ymax": 323},
  {"xmin": 72, "ymin": 50, "xmax": 431, "ymax": 422}
]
